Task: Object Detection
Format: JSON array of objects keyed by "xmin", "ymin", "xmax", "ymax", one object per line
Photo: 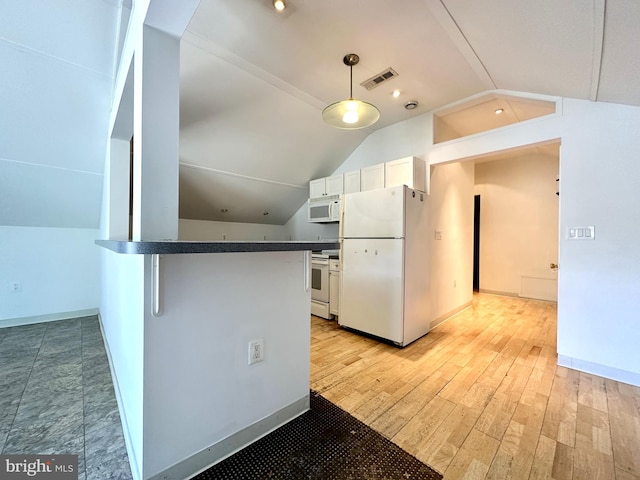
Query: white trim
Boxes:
[
  {"xmin": 148, "ymin": 394, "xmax": 310, "ymax": 480},
  {"xmin": 429, "ymin": 301, "xmax": 472, "ymax": 330},
  {"xmin": 182, "ymin": 31, "xmax": 327, "ymax": 112},
  {"xmin": 558, "ymin": 355, "xmax": 640, "ymax": 387},
  {"xmin": 0, "ymin": 308, "xmax": 99, "ymax": 329},
  {"xmin": 424, "ymin": 0, "xmax": 496, "ymax": 90},
  {"xmin": 179, "ymin": 162, "xmax": 306, "ymax": 190},
  {"xmin": 590, "ymin": 0, "xmax": 606, "ymax": 101},
  {"xmin": 431, "ymin": 89, "xmax": 562, "ymax": 117}
]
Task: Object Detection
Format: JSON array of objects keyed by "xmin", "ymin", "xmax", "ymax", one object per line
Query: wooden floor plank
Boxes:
[{"xmin": 443, "ymin": 428, "xmax": 500, "ymax": 480}]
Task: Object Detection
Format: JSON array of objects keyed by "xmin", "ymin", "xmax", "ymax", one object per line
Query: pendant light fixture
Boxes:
[{"xmin": 322, "ymin": 53, "xmax": 380, "ymax": 129}]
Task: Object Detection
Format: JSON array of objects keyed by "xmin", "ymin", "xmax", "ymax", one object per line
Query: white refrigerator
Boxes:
[{"xmin": 339, "ymin": 185, "xmax": 431, "ymax": 346}]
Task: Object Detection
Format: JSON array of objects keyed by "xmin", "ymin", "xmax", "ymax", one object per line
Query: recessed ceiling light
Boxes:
[
  {"xmin": 392, "ymin": 90, "xmax": 401, "ymax": 98},
  {"xmin": 273, "ymin": 0, "xmax": 286, "ymax": 11},
  {"xmin": 404, "ymin": 100, "xmax": 419, "ymax": 110},
  {"xmin": 495, "ymin": 108, "xmax": 504, "ymax": 114}
]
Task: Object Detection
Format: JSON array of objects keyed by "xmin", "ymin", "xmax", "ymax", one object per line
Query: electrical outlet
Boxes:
[
  {"xmin": 248, "ymin": 339, "xmax": 264, "ymax": 365},
  {"xmin": 9, "ymin": 281, "xmax": 22, "ymax": 292}
]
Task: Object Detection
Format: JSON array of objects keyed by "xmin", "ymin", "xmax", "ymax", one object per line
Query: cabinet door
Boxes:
[
  {"xmin": 325, "ymin": 174, "xmax": 344, "ymax": 196},
  {"xmin": 344, "ymin": 170, "xmax": 361, "ymax": 194},
  {"xmin": 309, "ymin": 178, "xmax": 326, "ymax": 198},
  {"xmin": 360, "ymin": 164, "xmax": 385, "ymax": 191},
  {"xmin": 329, "ymin": 271, "xmax": 340, "ymax": 316},
  {"xmin": 384, "ymin": 156, "xmax": 426, "ymax": 191}
]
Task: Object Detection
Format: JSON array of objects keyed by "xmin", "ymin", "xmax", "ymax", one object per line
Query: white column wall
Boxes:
[
  {"xmin": 429, "ymin": 161, "xmax": 475, "ymax": 325},
  {"xmin": 100, "ymin": 3, "xmax": 197, "ymax": 478},
  {"xmin": 108, "ymin": 138, "xmax": 131, "ymax": 240},
  {"xmin": 132, "ymin": 25, "xmax": 180, "ymax": 241},
  {"xmin": 557, "ymin": 99, "xmax": 640, "ymax": 384},
  {"xmin": 99, "ymin": 250, "xmax": 145, "ymax": 480}
]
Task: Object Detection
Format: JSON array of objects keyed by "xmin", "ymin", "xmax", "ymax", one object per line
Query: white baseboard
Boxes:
[
  {"xmin": 149, "ymin": 394, "xmax": 310, "ymax": 480},
  {"xmin": 0, "ymin": 308, "xmax": 99, "ymax": 329},
  {"xmin": 479, "ymin": 289, "xmax": 518, "ymax": 297},
  {"xmin": 430, "ymin": 301, "xmax": 472, "ymax": 330},
  {"xmin": 558, "ymin": 355, "xmax": 640, "ymax": 387}
]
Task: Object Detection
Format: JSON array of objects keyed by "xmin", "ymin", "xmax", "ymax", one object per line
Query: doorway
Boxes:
[
  {"xmin": 472, "ymin": 143, "xmax": 560, "ymax": 300},
  {"xmin": 473, "ymin": 195, "xmax": 480, "ymax": 291}
]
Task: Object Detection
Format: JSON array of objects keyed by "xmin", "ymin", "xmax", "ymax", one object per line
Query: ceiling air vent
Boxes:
[{"xmin": 360, "ymin": 68, "xmax": 399, "ymax": 91}]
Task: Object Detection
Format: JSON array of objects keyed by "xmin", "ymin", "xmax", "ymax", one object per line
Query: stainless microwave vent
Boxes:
[{"xmin": 360, "ymin": 68, "xmax": 399, "ymax": 90}]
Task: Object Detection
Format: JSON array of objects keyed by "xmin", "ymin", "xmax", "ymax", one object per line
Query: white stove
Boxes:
[{"xmin": 311, "ymin": 251, "xmax": 339, "ymax": 319}]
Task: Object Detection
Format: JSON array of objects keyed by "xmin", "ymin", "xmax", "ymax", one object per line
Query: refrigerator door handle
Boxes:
[{"xmin": 338, "ymin": 196, "xmax": 345, "ymax": 240}]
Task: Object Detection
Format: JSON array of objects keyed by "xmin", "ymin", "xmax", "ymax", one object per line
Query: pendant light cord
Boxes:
[{"xmin": 349, "ymin": 64, "xmax": 353, "ymax": 99}]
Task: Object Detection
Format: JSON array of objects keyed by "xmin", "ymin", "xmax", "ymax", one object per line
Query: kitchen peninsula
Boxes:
[{"xmin": 96, "ymin": 239, "xmax": 338, "ymax": 479}]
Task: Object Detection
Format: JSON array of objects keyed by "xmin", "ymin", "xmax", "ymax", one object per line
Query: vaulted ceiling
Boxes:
[{"xmin": 2, "ymin": 0, "xmax": 640, "ymax": 228}]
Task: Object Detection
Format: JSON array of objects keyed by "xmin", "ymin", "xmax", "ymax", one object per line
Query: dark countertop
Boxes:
[{"xmin": 95, "ymin": 240, "xmax": 340, "ymax": 255}]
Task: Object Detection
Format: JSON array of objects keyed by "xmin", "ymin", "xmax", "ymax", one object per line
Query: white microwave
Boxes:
[{"xmin": 308, "ymin": 196, "xmax": 341, "ymax": 223}]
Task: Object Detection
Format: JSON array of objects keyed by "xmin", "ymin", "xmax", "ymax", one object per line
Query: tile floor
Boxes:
[{"xmin": 0, "ymin": 316, "xmax": 132, "ymax": 480}]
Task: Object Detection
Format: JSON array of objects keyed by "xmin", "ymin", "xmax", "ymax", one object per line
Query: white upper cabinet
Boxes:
[
  {"xmin": 360, "ymin": 164, "xmax": 385, "ymax": 191},
  {"xmin": 384, "ymin": 156, "xmax": 426, "ymax": 192},
  {"xmin": 309, "ymin": 178, "xmax": 327, "ymax": 198},
  {"xmin": 309, "ymin": 174, "xmax": 344, "ymax": 198},
  {"xmin": 344, "ymin": 170, "xmax": 361, "ymax": 194},
  {"xmin": 311, "ymin": 157, "xmax": 426, "ymax": 199},
  {"xmin": 325, "ymin": 174, "xmax": 344, "ymax": 196}
]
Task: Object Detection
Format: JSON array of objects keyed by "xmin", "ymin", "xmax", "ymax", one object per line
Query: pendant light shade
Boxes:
[{"xmin": 322, "ymin": 54, "xmax": 380, "ymax": 130}]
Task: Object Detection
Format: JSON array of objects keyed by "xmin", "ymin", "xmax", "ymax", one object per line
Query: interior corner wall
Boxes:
[
  {"xmin": 429, "ymin": 161, "xmax": 475, "ymax": 325},
  {"xmin": 0, "ymin": 226, "xmax": 100, "ymax": 324},
  {"xmin": 474, "ymin": 152, "xmax": 559, "ymax": 296}
]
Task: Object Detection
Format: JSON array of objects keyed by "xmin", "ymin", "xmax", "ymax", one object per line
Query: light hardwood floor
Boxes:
[{"xmin": 310, "ymin": 293, "xmax": 640, "ymax": 480}]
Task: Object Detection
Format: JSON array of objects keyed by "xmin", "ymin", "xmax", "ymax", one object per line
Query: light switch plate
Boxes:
[{"xmin": 568, "ymin": 225, "xmax": 595, "ymax": 240}]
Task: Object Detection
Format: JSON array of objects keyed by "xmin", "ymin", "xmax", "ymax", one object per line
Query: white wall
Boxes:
[
  {"xmin": 284, "ymin": 207, "xmax": 339, "ymax": 242},
  {"xmin": 557, "ymin": 99, "xmax": 640, "ymax": 384},
  {"xmin": 429, "ymin": 161, "xmax": 475, "ymax": 325},
  {"xmin": 99, "ymin": 250, "xmax": 145, "ymax": 480},
  {"xmin": 0, "ymin": 226, "xmax": 100, "ymax": 325},
  {"xmin": 334, "ymin": 114, "xmax": 434, "ymax": 175},
  {"xmin": 474, "ymin": 152, "xmax": 559, "ymax": 296},
  {"xmin": 179, "ymin": 218, "xmax": 289, "ymax": 241},
  {"xmin": 142, "ymin": 251, "xmax": 310, "ymax": 477}
]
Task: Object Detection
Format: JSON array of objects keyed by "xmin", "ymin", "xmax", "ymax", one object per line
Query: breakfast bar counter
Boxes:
[
  {"xmin": 96, "ymin": 239, "xmax": 340, "ymax": 254},
  {"xmin": 96, "ymin": 238, "xmax": 339, "ymax": 478}
]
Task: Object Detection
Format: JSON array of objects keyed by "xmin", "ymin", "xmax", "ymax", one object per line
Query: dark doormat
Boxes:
[{"xmin": 192, "ymin": 391, "xmax": 443, "ymax": 479}]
